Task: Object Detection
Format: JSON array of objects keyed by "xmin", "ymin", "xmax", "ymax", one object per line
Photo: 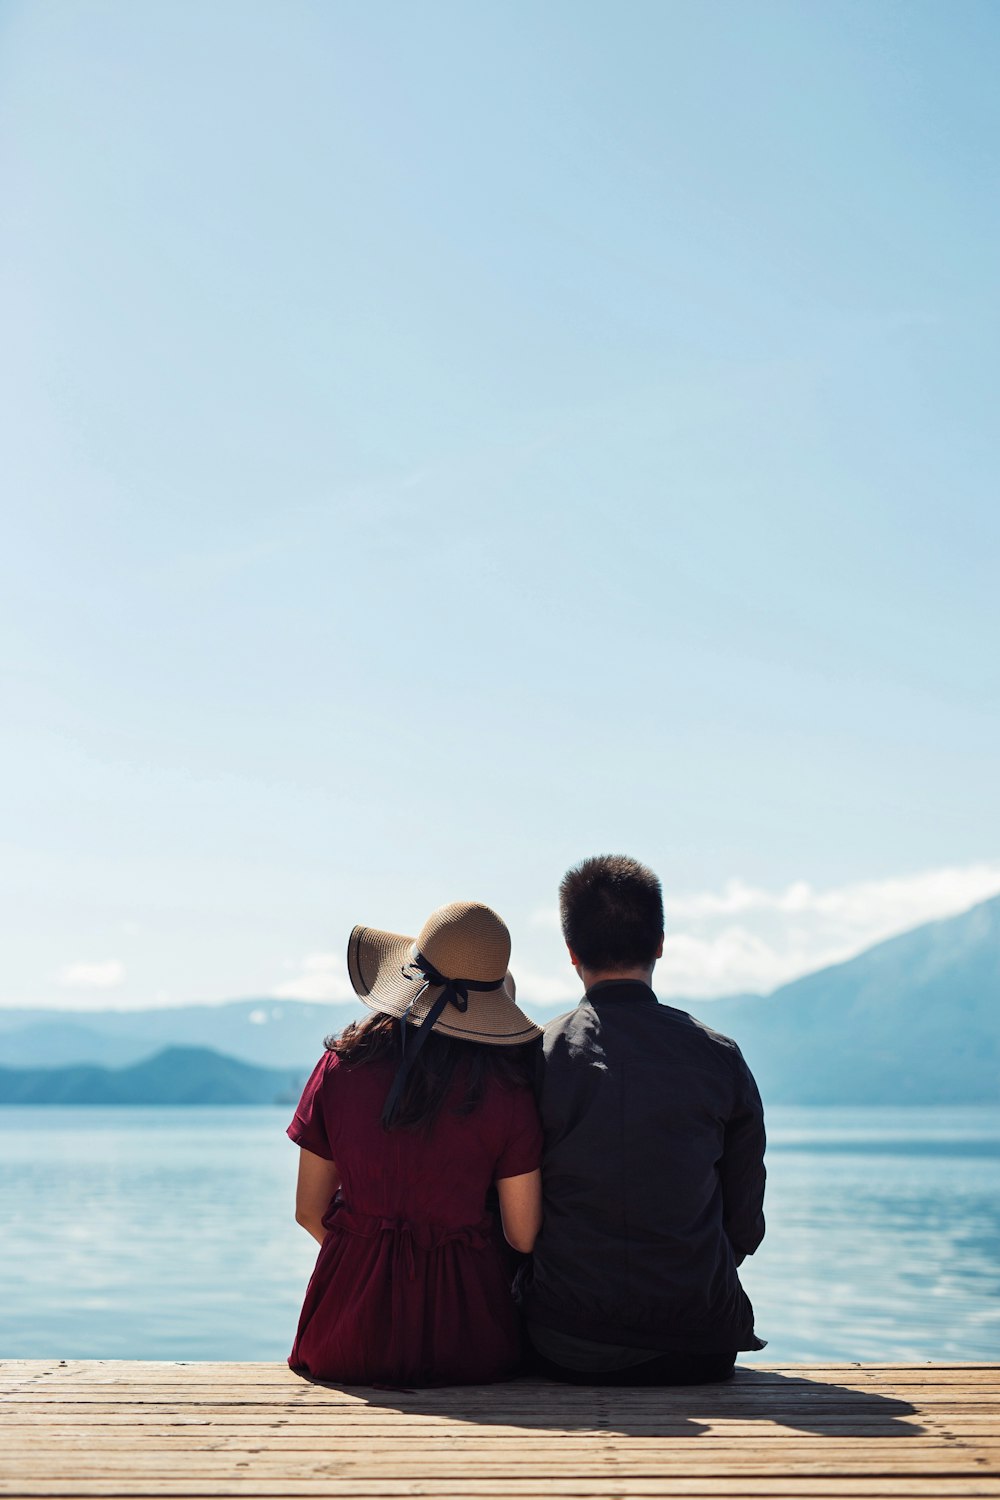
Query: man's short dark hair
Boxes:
[{"xmin": 559, "ymin": 854, "xmax": 664, "ymax": 972}]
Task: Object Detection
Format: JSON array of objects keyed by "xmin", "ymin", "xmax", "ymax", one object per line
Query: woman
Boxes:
[{"xmin": 287, "ymin": 900, "xmax": 543, "ymax": 1386}]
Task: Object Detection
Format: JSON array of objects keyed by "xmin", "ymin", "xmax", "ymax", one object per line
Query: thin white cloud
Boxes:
[
  {"xmin": 524, "ymin": 862, "xmax": 1000, "ymax": 1001},
  {"xmin": 511, "ymin": 965, "xmax": 580, "ymax": 1007},
  {"xmin": 273, "ymin": 952, "xmax": 578, "ymax": 1011},
  {"xmin": 56, "ymin": 960, "xmax": 126, "ymax": 990},
  {"xmin": 273, "ymin": 953, "xmax": 355, "ymax": 1003},
  {"xmin": 656, "ymin": 929, "xmax": 849, "ymax": 998},
  {"xmin": 273, "ymin": 863, "xmax": 1000, "ymax": 1011},
  {"xmin": 519, "ymin": 928, "xmax": 837, "ymax": 1002},
  {"xmin": 661, "ymin": 864, "xmax": 1000, "ymax": 930}
]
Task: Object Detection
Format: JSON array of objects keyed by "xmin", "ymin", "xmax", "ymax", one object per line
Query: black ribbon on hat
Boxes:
[{"xmin": 380, "ymin": 949, "xmax": 506, "ymax": 1128}]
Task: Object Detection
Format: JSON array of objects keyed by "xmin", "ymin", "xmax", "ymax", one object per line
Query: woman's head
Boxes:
[
  {"xmin": 343, "ymin": 898, "xmax": 541, "ymax": 1129},
  {"xmin": 328, "ymin": 1011, "xmax": 536, "ymax": 1132},
  {"xmin": 347, "ymin": 900, "xmax": 539, "ymax": 1044}
]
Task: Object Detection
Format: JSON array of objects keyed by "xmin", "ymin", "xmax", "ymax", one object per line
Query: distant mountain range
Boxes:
[
  {"xmin": 0, "ymin": 998, "xmax": 349, "ymax": 1071},
  {"xmin": 1, "ymin": 894, "xmax": 997, "ymax": 1104},
  {"xmin": 0, "ymin": 1046, "xmax": 304, "ymax": 1106},
  {"xmin": 703, "ymin": 893, "xmax": 1000, "ymax": 1105}
]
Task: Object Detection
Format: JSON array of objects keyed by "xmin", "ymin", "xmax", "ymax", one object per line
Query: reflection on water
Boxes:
[
  {"xmin": 1, "ymin": 1105, "xmax": 998, "ymax": 1362},
  {"xmin": 742, "ymin": 1106, "xmax": 1000, "ymax": 1362},
  {"xmin": 0, "ymin": 1107, "xmax": 317, "ymax": 1361}
]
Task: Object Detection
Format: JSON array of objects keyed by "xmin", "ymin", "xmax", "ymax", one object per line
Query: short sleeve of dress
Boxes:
[
  {"xmin": 287, "ymin": 1052, "xmax": 338, "ymax": 1161},
  {"xmin": 494, "ymin": 1084, "xmax": 543, "ymax": 1181}
]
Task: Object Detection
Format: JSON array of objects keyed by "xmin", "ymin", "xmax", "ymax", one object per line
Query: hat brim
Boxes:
[{"xmin": 347, "ymin": 924, "xmax": 542, "ymax": 1045}]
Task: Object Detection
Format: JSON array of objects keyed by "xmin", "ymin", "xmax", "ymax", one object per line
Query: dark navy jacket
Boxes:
[{"xmin": 517, "ymin": 980, "xmax": 766, "ymax": 1353}]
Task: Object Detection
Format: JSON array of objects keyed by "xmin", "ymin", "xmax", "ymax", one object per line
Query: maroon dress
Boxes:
[{"xmin": 287, "ymin": 1051, "xmax": 543, "ymax": 1386}]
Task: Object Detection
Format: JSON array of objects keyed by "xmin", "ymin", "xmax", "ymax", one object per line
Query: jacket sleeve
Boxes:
[{"xmin": 719, "ymin": 1049, "xmax": 766, "ymax": 1264}]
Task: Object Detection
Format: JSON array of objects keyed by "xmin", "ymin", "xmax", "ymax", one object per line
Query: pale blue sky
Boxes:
[{"xmin": 2, "ymin": 0, "xmax": 999, "ymax": 1010}]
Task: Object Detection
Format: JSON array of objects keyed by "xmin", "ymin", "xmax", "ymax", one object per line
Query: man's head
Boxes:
[{"xmin": 559, "ymin": 854, "xmax": 664, "ymax": 984}]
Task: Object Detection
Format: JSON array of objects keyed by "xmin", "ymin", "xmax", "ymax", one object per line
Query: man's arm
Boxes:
[{"xmin": 719, "ymin": 1051, "xmax": 766, "ymax": 1264}]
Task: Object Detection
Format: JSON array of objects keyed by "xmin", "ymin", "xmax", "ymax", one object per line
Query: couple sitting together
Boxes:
[{"xmin": 287, "ymin": 853, "xmax": 766, "ymax": 1387}]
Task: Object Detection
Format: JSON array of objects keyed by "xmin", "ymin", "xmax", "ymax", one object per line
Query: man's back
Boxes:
[{"xmin": 521, "ymin": 980, "xmax": 766, "ymax": 1355}]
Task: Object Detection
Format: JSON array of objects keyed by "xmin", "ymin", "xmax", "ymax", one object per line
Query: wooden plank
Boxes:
[
  {"xmin": 4, "ymin": 1432, "xmax": 990, "ymax": 1446},
  {"xmin": 0, "ymin": 1366, "xmax": 59, "ymax": 1393},
  {"xmin": 3, "ymin": 1455, "xmax": 998, "ymax": 1476},
  {"xmin": 1, "ymin": 1361, "xmax": 997, "ymax": 1500},
  {"xmin": 17, "ymin": 1386, "xmax": 979, "ymax": 1399},
  {"xmin": 3, "ymin": 1388, "xmax": 993, "ymax": 1405},
  {"xmin": 0, "ymin": 1417, "xmax": 991, "ymax": 1435},
  {"xmin": 3, "ymin": 1440, "xmax": 995, "ymax": 1452},
  {"xmin": 13, "ymin": 1422, "xmax": 998, "ymax": 1439},
  {"xmin": 11, "ymin": 1362, "xmax": 991, "ymax": 1370},
  {"xmin": 4, "ymin": 1386, "xmax": 987, "ymax": 1404},
  {"xmin": 7, "ymin": 1377, "xmax": 997, "ymax": 1396},
  {"xmin": 8, "ymin": 1417, "xmax": 980, "ymax": 1435},
  {"xmin": 3, "ymin": 1479, "xmax": 1000, "ymax": 1496},
  {"xmin": 30, "ymin": 1371, "xmax": 984, "ymax": 1383},
  {"xmin": 5, "ymin": 1427, "xmax": 988, "ymax": 1442},
  {"xmin": 9, "ymin": 1367, "xmax": 997, "ymax": 1387},
  {"xmin": 17, "ymin": 1371, "xmax": 996, "ymax": 1383},
  {"xmin": 8, "ymin": 1369, "xmax": 996, "ymax": 1386},
  {"xmin": 3, "ymin": 1443, "xmax": 998, "ymax": 1463}
]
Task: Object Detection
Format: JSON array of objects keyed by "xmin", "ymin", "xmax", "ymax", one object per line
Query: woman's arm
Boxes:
[
  {"xmin": 496, "ymin": 1168, "xmax": 542, "ymax": 1253},
  {"xmin": 295, "ymin": 1147, "xmax": 342, "ymax": 1245}
]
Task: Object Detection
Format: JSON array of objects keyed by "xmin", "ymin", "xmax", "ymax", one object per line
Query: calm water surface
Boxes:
[{"xmin": 1, "ymin": 1105, "xmax": 998, "ymax": 1362}]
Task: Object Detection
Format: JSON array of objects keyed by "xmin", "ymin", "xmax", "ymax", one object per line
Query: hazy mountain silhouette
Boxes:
[
  {"xmin": 0, "ymin": 998, "xmax": 350, "ymax": 1070},
  {"xmin": 1, "ymin": 895, "xmax": 997, "ymax": 1103},
  {"xmin": 0, "ymin": 1045, "xmax": 305, "ymax": 1105},
  {"xmin": 703, "ymin": 894, "xmax": 1000, "ymax": 1103}
]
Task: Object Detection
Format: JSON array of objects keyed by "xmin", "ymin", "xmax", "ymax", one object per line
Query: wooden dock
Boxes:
[{"xmin": 2, "ymin": 1361, "xmax": 999, "ymax": 1498}]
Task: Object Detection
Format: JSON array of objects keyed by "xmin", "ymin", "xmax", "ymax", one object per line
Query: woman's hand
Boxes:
[{"xmin": 295, "ymin": 1147, "xmax": 342, "ymax": 1245}]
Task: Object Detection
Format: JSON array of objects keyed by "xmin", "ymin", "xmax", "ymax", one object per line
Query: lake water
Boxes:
[{"xmin": 1, "ymin": 1105, "xmax": 998, "ymax": 1364}]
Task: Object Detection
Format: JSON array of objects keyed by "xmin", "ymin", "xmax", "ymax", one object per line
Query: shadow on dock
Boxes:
[{"xmin": 296, "ymin": 1365, "xmax": 924, "ymax": 1438}]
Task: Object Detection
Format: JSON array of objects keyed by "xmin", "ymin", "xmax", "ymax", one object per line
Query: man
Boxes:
[{"xmin": 518, "ymin": 853, "xmax": 766, "ymax": 1384}]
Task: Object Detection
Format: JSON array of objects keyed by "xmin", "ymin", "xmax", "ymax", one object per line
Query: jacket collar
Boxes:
[{"xmin": 584, "ymin": 979, "xmax": 658, "ymax": 1006}]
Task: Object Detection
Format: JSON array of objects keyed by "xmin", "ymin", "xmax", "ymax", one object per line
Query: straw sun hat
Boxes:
[{"xmin": 347, "ymin": 900, "xmax": 541, "ymax": 1046}]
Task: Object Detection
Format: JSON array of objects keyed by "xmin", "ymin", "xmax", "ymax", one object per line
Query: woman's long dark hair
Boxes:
[{"xmin": 326, "ymin": 1013, "xmax": 536, "ymax": 1133}]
